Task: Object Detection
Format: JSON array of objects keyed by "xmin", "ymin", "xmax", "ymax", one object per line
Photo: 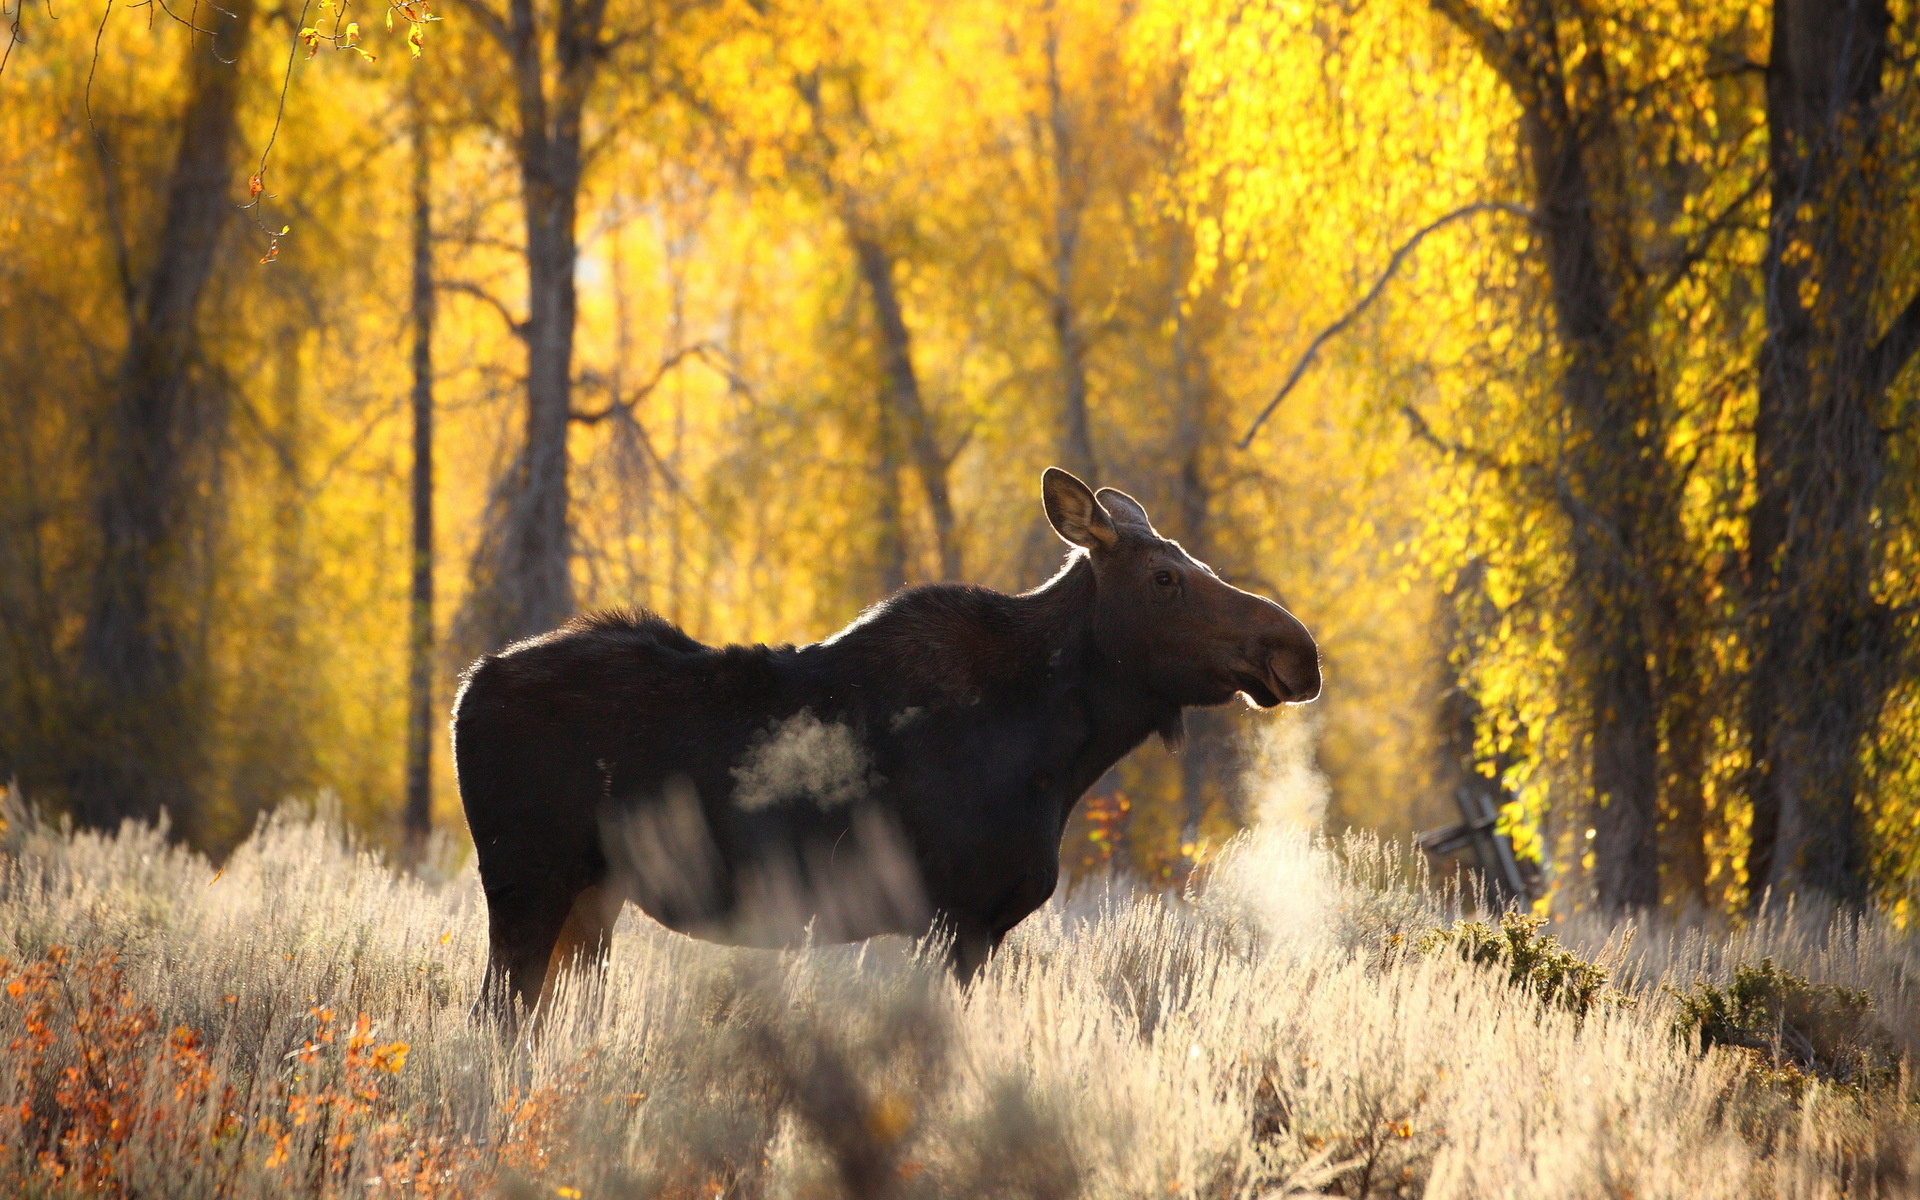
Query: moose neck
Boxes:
[{"xmin": 1018, "ymin": 553, "xmax": 1180, "ymax": 791}]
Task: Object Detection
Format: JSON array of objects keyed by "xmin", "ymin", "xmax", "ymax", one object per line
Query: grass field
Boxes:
[{"xmin": 1, "ymin": 789, "xmax": 1915, "ymax": 1198}]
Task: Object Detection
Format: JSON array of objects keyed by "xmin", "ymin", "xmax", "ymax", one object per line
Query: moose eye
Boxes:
[{"xmin": 1153, "ymin": 570, "xmax": 1176, "ymax": 589}]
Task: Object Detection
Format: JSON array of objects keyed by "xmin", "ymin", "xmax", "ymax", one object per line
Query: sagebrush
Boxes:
[{"xmin": 1, "ymin": 798, "xmax": 1916, "ymax": 1198}]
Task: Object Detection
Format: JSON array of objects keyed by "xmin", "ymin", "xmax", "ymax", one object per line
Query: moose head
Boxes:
[{"xmin": 1042, "ymin": 467, "xmax": 1320, "ymax": 710}]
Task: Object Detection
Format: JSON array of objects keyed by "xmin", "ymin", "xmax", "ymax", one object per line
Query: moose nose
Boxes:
[
  {"xmin": 1267, "ymin": 645, "xmax": 1321, "ymax": 703},
  {"xmin": 1261, "ymin": 621, "xmax": 1320, "ymax": 704}
]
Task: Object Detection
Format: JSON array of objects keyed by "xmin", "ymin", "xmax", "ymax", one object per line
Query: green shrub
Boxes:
[
  {"xmin": 1672, "ymin": 958, "xmax": 1902, "ymax": 1092},
  {"xmin": 1417, "ymin": 912, "xmax": 1631, "ymax": 1022}
]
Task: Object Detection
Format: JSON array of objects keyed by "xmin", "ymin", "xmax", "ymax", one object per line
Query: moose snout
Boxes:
[
  {"xmin": 1264, "ymin": 640, "xmax": 1321, "ymax": 704},
  {"xmin": 1222, "ymin": 589, "xmax": 1320, "ymax": 706},
  {"xmin": 1252, "ymin": 609, "xmax": 1320, "ymax": 704}
]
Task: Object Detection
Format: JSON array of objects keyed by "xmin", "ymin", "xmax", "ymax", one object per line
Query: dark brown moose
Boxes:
[{"xmin": 454, "ymin": 469, "xmax": 1319, "ymax": 1023}]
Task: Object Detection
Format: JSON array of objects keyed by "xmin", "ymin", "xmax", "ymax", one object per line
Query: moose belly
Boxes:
[
  {"xmin": 595, "ymin": 701, "xmax": 1077, "ymax": 951},
  {"xmin": 600, "ymin": 774, "xmax": 1064, "ymax": 951},
  {"xmin": 601, "ymin": 780, "xmax": 932, "ymax": 949}
]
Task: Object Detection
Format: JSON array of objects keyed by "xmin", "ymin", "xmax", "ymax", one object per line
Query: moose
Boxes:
[{"xmin": 454, "ymin": 469, "xmax": 1319, "ymax": 1022}]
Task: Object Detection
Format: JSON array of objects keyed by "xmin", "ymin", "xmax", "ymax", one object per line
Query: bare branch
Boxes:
[
  {"xmin": 460, "ymin": 0, "xmax": 510, "ymax": 47},
  {"xmin": 1655, "ymin": 170, "xmax": 1767, "ymax": 300},
  {"xmin": 1399, "ymin": 402, "xmax": 1508, "ymax": 475},
  {"xmin": 577, "ymin": 375, "xmax": 714, "ymax": 524},
  {"xmin": 440, "ymin": 279, "xmax": 529, "ymax": 339},
  {"xmin": 1402, "ymin": 402, "xmax": 1646, "ymax": 590},
  {"xmin": 1237, "ymin": 202, "xmax": 1537, "ymax": 449},
  {"xmin": 137, "ymin": 0, "xmax": 231, "ymax": 40},
  {"xmin": 1428, "ymin": 0, "xmax": 1533, "ymax": 102},
  {"xmin": 1702, "ymin": 58, "xmax": 1768, "ymax": 80},
  {"xmin": 431, "ymin": 232, "xmax": 525, "ymax": 255},
  {"xmin": 83, "ymin": 0, "xmax": 114, "ymax": 155},
  {"xmin": 570, "ymin": 341, "xmax": 718, "ymax": 423},
  {"xmin": 236, "ymin": 0, "xmax": 306, "ymax": 262},
  {"xmin": 1868, "ymin": 286, "xmax": 1920, "ymax": 401},
  {"xmin": 2, "ymin": 0, "xmax": 24, "ymax": 78}
]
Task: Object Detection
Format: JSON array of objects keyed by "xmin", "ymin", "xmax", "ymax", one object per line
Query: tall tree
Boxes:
[
  {"xmin": 71, "ymin": 3, "xmax": 256, "ymax": 831},
  {"xmin": 1429, "ymin": 0, "xmax": 1704, "ymax": 909},
  {"xmin": 1032, "ymin": 5, "xmax": 1099, "ymax": 487},
  {"xmin": 404, "ymin": 80, "xmax": 438, "ymax": 858},
  {"xmin": 1746, "ymin": 0, "xmax": 1920, "ymax": 905},
  {"xmin": 457, "ymin": 0, "xmax": 634, "ymax": 651},
  {"xmin": 847, "ymin": 224, "xmax": 960, "ymax": 581},
  {"xmin": 792, "ymin": 63, "xmax": 962, "ymax": 582}
]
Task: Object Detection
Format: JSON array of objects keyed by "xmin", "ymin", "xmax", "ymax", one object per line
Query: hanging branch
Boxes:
[
  {"xmin": 1236, "ymin": 201, "xmax": 1537, "ymax": 450},
  {"xmin": 1, "ymin": 0, "xmax": 24, "ymax": 78}
]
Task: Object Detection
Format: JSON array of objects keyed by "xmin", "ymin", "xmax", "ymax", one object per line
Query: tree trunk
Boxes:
[
  {"xmin": 404, "ymin": 91, "xmax": 437, "ymax": 858},
  {"xmin": 1656, "ymin": 628, "xmax": 1712, "ymax": 906},
  {"xmin": 462, "ymin": 0, "xmax": 611, "ymax": 654},
  {"xmin": 873, "ymin": 386, "xmax": 909, "ymax": 593},
  {"xmin": 1746, "ymin": 0, "xmax": 1916, "ymax": 907},
  {"xmin": 1433, "ymin": 0, "xmax": 1677, "ymax": 910},
  {"xmin": 1173, "ymin": 282, "xmax": 1212, "ymax": 839},
  {"xmin": 1043, "ymin": 23, "xmax": 1097, "ymax": 487},
  {"xmin": 71, "ymin": 4, "xmax": 254, "ymax": 831},
  {"xmin": 222, "ymin": 323, "xmax": 310, "ymax": 845},
  {"xmin": 1527, "ymin": 72, "xmax": 1666, "ymax": 913},
  {"xmin": 1049, "ymin": 282, "xmax": 1095, "ymax": 486},
  {"xmin": 1169, "ymin": 268, "xmax": 1249, "ymax": 840},
  {"xmin": 849, "ymin": 228, "xmax": 960, "ymax": 580},
  {"xmin": 502, "ymin": 160, "xmax": 579, "ymax": 641}
]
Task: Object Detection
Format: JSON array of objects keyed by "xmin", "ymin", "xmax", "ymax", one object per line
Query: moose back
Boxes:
[{"xmin": 454, "ymin": 469, "xmax": 1319, "ymax": 1019}]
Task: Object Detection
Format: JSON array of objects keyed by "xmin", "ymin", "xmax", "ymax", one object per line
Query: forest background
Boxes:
[{"xmin": 0, "ymin": 0, "xmax": 1916, "ymax": 919}]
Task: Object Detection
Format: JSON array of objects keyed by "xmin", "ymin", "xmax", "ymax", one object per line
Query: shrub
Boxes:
[
  {"xmin": 0, "ymin": 948, "xmax": 471, "ymax": 1198},
  {"xmin": 7, "ymin": 806, "xmax": 1920, "ymax": 1196},
  {"xmin": 1417, "ymin": 911, "xmax": 1631, "ymax": 1021},
  {"xmin": 1672, "ymin": 958, "xmax": 1904, "ymax": 1092}
]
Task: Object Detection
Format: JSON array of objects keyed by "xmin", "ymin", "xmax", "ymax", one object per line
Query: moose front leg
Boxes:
[{"xmin": 945, "ymin": 920, "xmax": 1003, "ymax": 983}]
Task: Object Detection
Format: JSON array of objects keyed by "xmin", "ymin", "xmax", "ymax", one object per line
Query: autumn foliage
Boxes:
[
  {"xmin": 0, "ymin": 0, "xmax": 1917, "ymax": 920},
  {"xmin": 0, "ymin": 949, "xmax": 443, "ymax": 1196}
]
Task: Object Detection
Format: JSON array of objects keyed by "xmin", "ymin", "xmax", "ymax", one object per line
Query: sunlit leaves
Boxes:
[{"xmin": 297, "ymin": 0, "xmax": 436, "ymax": 62}]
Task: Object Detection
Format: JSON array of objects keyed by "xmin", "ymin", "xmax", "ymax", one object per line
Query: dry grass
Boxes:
[{"xmin": 1, "ymin": 793, "xmax": 1916, "ymax": 1199}]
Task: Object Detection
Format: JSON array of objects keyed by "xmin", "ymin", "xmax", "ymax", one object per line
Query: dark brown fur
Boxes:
[{"xmin": 454, "ymin": 471, "xmax": 1318, "ymax": 1024}]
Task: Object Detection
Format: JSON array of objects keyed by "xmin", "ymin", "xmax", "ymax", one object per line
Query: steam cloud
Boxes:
[
  {"xmin": 1244, "ymin": 709, "xmax": 1330, "ymax": 830},
  {"xmin": 731, "ymin": 709, "xmax": 878, "ymax": 811}
]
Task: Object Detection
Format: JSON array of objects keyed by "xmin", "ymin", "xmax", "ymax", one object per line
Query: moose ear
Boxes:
[
  {"xmin": 1094, "ymin": 487, "xmax": 1154, "ymax": 537},
  {"xmin": 1042, "ymin": 467, "xmax": 1116, "ymax": 550}
]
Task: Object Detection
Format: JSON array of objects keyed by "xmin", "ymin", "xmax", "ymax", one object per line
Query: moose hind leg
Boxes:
[
  {"xmin": 473, "ymin": 884, "xmax": 577, "ymax": 1030},
  {"xmin": 539, "ymin": 883, "xmax": 626, "ymax": 1009}
]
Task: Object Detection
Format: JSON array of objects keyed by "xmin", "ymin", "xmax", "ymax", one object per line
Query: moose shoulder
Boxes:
[{"xmin": 455, "ymin": 469, "xmax": 1319, "ymax": 1021}]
